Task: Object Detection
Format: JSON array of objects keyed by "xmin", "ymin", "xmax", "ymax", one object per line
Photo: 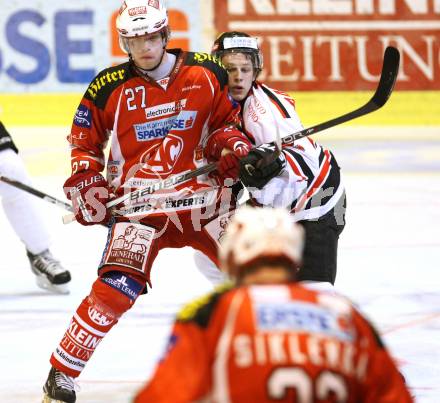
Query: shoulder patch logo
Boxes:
[
  {"xmin": 87, "ymin": 69, "xmax": 125, "ymax": 99},
  {"xmin": 74, "ymin": 104, "xmax": 92, "ymax": 128}
]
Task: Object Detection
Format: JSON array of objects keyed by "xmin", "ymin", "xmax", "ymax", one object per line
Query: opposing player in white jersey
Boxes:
[
  {"xmin": 0, "ymin": 121, "xmax": 71, "ymax": 293},
  {"xmin": 199, "ymin": 32, "xmax": 346, "ymax": 290}
]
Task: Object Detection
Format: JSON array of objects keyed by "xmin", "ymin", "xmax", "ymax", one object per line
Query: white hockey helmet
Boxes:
[
  {"xmin": 219, "ymin": 207, "xmax": 304, "ymax": 281},
  {"xmin": 116, "ymin": 0, "xmax": 170, "ymax": 53}
]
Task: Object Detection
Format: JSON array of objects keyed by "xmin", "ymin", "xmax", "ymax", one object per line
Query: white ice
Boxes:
[{"xmin": 0, "ymin": 126, "xmax": 439, "ymax": 402}]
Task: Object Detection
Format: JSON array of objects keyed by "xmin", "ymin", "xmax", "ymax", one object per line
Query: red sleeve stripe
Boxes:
[
  {"xmin": 308, "ymin": 137, "xmax": 317, "ymax": 148},
  {"xmin": 261, "ymin": 85, "xmax": 291, "ymax": 119},
  {"xmin": 292, "ymin": 150, "xmax": 332, "ymax": 213},
  {"xmin": 270, "ymin": 98, "xmax": 289, "ymax": 119},
  {"xmin": 284, "ymin": 151, "xmax": 308, "ymax": 181}
]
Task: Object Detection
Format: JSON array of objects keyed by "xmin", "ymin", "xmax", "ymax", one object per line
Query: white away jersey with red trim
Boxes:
[{"xmin": 241, "ymin": 83, "xmax": 344, "ymax": 221}]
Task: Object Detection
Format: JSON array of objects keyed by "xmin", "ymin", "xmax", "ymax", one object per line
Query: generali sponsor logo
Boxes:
[
  {"xmin": 105, "ymin": 223, "xmax": 155, "ymax": 273},
  {"xmin": 214, "ymin": 0, "xmax": 440, "ymax": 90}
]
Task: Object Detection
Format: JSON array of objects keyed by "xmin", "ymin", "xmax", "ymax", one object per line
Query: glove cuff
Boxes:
[{"xmin": 64, "ymin": 169, "xmax": 107, "ymax": 200}]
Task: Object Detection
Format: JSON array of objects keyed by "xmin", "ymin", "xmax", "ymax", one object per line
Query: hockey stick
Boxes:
[
  {"xmin": 0, "ymin": 174, "xmax": 110, "ymax": 227},
  {"xmin": 61, "ymin": 164, "xmax": 217, "ymax": 224},
  {"xmin": 242, "ymin": 47, "xmax": 399, "ymax": 175},
  {"xmin": 63, "ymin": 45, "xmax": 399, "ymax": 224},
  {"xmin": 105, "ymin": 161, "xmax": 218, "ymax": 208},
  {"xmin": 0, "ymin": 174, "xmax": 73, "ymax": 212},
  {"xmin": 278, "ymin": 45, "xmax": 400, "ymax": 145},
  {"xmin": 105, "ymin": 46, "xmax": 399, "ymax": 210}
]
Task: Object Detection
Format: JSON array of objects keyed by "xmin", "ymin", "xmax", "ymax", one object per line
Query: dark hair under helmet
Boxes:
[{"xmin": 211, "ymin": 31, "xmax": 263, "ymax": 73}]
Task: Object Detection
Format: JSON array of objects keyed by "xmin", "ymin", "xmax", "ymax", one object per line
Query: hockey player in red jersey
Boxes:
[
  {"xmin": 195, "ymin": 32, "xmax": 346, "ymax": 290},
  {"xmin": 135, "ymin": 206, "xmax": 413, "ymax": 403},
  {"xmin": 42, "ymin": 2, "xmax": 252, "ymax": 402}
]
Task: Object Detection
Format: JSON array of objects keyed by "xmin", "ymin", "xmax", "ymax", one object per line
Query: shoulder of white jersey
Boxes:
[
  {"xmin": 84, "ymin": 61, "xmax": 133, "ymax": 109},
  {"xmin": 176, "ymin": 282, "xmax": 234, "ymax": 327},
  {"xmin": 184, "ymin": 51, "xmax": 229, "ymax": 90},
  {"xmin": 258, "ymin": 82, "xmax": 298, "ymax": 119}
]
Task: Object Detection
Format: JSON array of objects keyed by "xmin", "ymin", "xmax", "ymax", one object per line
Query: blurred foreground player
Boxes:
[
  {"xmin": 135, "ymin": 206, "xmax": 412, "ymax": 403},
  {"xmin": 0, "ymin": 122, "xmax": 71, "ymax": 293}
]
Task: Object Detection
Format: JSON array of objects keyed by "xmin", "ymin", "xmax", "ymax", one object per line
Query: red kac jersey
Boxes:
[
  {"xmin": 135, "ymin": 284, "xmax": 413, "ymax": 403},
  {"xmin": 68, "ymin": 50, "xmax": 241, "ymax": 202}
]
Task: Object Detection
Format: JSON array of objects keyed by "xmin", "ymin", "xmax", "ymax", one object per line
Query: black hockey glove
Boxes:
[{"xmin": 239, "ymin": 144, "xmax": 286, "ymax": 189}]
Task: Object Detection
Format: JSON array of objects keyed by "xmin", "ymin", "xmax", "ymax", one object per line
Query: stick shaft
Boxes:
[
  {"xmin": 0, "ymin": 174, "xmax": 73, "ymax": 212},
  {"xmin": 66, "ymin": 46, "xmax": 400, "ymax": 217}
]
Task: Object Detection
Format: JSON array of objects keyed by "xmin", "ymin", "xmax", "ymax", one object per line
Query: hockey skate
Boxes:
[
  {"xmin": 27, "ymin": 249, "xmax": 71, "ymax": 294},
  {"xmin": 43, "ymin": 367, "xmax": 76, "ymax": 403}
]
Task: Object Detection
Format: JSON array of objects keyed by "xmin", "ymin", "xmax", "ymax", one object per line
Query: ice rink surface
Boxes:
[{"xmin": 1, "ymin": 126, "xmax": 439, "ymax": 402}]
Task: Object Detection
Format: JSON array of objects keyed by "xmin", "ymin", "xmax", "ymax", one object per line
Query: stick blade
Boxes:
[{"xmin": 372, "ymin": 46, "xmax": 400, "ymax": 108}]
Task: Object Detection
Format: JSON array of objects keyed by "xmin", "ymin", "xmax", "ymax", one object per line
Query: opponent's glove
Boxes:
[
  {"xmin": 63, "ymin": 169, "xmax": 111, "ymax": 226},
  {"xmin": 239, "ymin": 144, "xmax": 286, "ymax": 189}
]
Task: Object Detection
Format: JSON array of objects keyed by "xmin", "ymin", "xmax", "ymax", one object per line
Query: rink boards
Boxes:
[{"xmin": 1, "ymin": 90, "xmax": 439, "ymax": 127}]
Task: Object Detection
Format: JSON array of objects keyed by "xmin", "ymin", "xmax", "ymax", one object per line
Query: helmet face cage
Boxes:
[
  {"xmin": 212, "ymin": 32, "xmax": 263, "ymax": 74},
  {"xmin": 116, "ymin": 0, "xmax": 170, "ymax": 54}
]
